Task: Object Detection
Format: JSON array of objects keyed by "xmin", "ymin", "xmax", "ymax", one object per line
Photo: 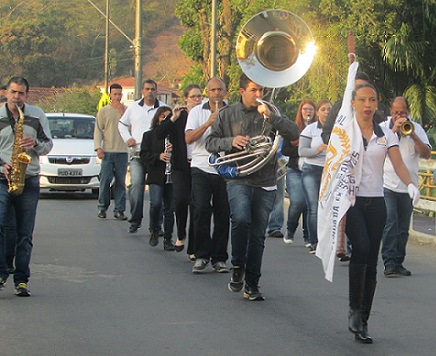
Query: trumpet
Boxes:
[
  {"xmin": 164, "ymin": 135, "xmax": 172, "ymax": 184},
  {"xmin": 400, "ymin": 121, "xmax": 414, "ymax": 136}
]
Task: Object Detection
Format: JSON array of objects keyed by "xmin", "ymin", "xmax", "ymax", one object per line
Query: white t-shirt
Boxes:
[
  {"xmin": 357, "ymin": 124, "xmax": 398, "ymax": 197},
  {"xmin": 185, "ymin": 102, "xmax": 217, "ymax": 174},
  {"xmin": 299, "ymin": 121, "xmax": 326, "ymax": 167},
  {"xmin": 381, "ymin": 117, "xmax": 431, "ymax": 193}
]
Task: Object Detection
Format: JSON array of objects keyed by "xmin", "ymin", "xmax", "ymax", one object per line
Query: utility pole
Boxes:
[
  {"xmin": 104, "ymin": 0, "xmax": 109, "ymax": 93},
  {"xmin": 210, "ymin": 0, "xmax": 217, "ymax": 78},
  {"xmin": 134, "ymin": 0, "xmax": 143, "ymax": 100},
  {"xmin": 87, "ymin": 0, "xmax": 142, "ymax": 99}
]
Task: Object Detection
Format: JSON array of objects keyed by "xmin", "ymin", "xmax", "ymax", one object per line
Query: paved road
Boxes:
[{"xmin": 1, "ymin": 192, "xmax": 436, "ymax": 355}]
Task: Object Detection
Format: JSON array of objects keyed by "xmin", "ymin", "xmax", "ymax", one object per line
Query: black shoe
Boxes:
[
  {"xmin": 228, "ymin": 266, "xmax": 245, "ymax": 292},
  {"xmin": 114, "ymin": 212, "xmax": 127, "ymax": 220},
  {"xmin": 163, "ymin": 239, "xmax": 175, "ymax": 251},
  {"xmin": 192, "ymin": 259, "xmax": 209, "ymax": 273},
  {"xmin": 15, "ymin": 282, "xmax": 31, "ymax": 297},
  {"xmin": 174, "ymin": 239, "xmax": 185, "ymax": 252},
  {"xmin": 97, "ymin": 210, "xmax": 106, "ymax": 219},
  {"xmin": 355, "ymin": 324, "xmax": 373, "ymax": 344},
  {"xmin": 128, "ymin": 224, "xmax": 140, "ymax": 233},
  {"xmin": 396, "ymin": 265, "xmax": 412, "ymax": 276},
  {"xmin": 149, "ymin": 230, "xmax": 159, "ymax": 247},
  {"xmin": 384, "ymin": 265, "xmax": 397, "ymax": 277},
  {"xmin": 243, "ymin": 284, "xmax": 265, "ymax": 301}
]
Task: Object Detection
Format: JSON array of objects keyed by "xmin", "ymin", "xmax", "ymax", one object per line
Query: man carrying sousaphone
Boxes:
[{"xmin": 205, "ymin": 73, "xmax": 299, "ymax": 301}]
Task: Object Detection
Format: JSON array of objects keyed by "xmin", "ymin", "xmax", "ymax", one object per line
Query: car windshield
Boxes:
[{"xmin": 48, "ymin": 117, "xmax": 95, "ymax": 139}]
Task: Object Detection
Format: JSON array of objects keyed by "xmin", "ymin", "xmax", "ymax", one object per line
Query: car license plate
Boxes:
[{"xmin": 58, "ymin": 168, "xmax": 83, "ymax": 176}]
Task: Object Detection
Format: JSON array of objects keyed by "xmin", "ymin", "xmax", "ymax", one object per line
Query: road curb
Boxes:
[{"xmin": 409, "ymin": 229, "xmax": 436, "ymax": 247}]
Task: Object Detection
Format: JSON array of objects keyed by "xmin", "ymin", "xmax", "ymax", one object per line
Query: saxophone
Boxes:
[{"xmin": 7, "ymin": 105, "xmax": 32, "ymax": 195}]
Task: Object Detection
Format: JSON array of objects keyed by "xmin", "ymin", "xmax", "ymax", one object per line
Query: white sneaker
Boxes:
[{"xmin": 283, "ymin": 235, "xmax": 294, "ymax": 244}]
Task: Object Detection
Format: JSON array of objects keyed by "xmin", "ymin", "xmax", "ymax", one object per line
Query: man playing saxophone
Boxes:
[{"xmin": 0, "ymin": 77, "xmax": 53, "ymax": 297}]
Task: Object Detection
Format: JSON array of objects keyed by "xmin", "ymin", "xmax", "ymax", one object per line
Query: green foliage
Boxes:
[{"xmin": 40, "ymin": 87, "xmax": 102, "ymax": 116}]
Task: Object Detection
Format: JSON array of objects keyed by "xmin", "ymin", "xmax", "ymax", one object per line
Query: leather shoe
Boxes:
[
  {"xmin": 97, "ymin": 211, "xmax": 106, "ymax": 219},
  {"xmin": 114, "ymin": 212, "xmax": 127, "ymax": 220},
  {"xmin": 384, "ymin": 265, "xmax": 397, "ymax": 277},
  {"xmin": 396, "ymin": 265, "xmax": 412, "ymax": 276},
  {"xmin": 355, "ymin": 324, "xmax": 373, "ymax": 344},
  {"xmin": 174, "ymin": 239, "xmax": 185, "ymax": 252}
]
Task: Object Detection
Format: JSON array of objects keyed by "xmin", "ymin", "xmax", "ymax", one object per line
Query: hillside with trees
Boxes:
[{"xmin": 0, "ymin": 0, "xmax": 191, "ymax": 88}]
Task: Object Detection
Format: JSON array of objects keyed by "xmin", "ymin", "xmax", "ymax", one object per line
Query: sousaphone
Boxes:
[{"xmin": 209, "ymin": 10, "xmax": 316, "ymax": 178}]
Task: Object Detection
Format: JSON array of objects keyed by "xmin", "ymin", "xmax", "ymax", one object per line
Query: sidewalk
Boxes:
[{"xmin": 410, "ymin": 210, "xmax": 436, "ymax": 246}]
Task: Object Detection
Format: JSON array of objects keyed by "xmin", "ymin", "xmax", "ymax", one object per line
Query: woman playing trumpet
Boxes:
[{"xmin": 140, "ymin": 106, "xmax": 175, "ymax": 251}]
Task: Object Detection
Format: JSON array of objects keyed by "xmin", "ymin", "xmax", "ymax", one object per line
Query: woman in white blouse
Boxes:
[{"xmin": 298, "ymin": 100, "xmax": 332, "ymax": 253}]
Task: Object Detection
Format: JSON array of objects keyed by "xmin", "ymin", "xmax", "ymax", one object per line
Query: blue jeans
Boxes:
[
  {"xmin": 98, "ymin": 152, "xmax": 128, "ymax": 214},
  {"xmin": 285, "ymin": 168, "xmax": 308, "ymax": 241},
  {"xmin": 301, "ymin": 163, "xmax": 323, "ymax": 245},
  {"xmin": 227, "ymin": 182, "xmax": 275, "ymax": 286},
  {"xmin": 4, "ymin": 207, "xmax": 17, "ymax": 268},
  {"xmin": 128, "ymin": 158, "xmax": 147, "ymax": 227},
  {"xmin": 149, "ymin": 184, "xmax": 174, "ymax": 239},
  {"xmin": 381, "ymin": 188, "xmax": 413, "ymax": 268},
  {"xmin": 346, "ymin": 197, "xmax": 386, "ymax": 280},
  {"xmin": 267, "ymin": 176, "xmax": 285, "ymax": 234},
  {"xmin": 191, "ymin": 168, "xmax": 229, "ymax": 264},
  {"xmin": 0, "ymin": 176, "xmax": 40, "ymax": 285}
]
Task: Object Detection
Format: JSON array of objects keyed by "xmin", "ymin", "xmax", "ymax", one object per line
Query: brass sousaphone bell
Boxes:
[{"xmin": 209, "ymin": 10, "xmax": 316, "ymax": 178}]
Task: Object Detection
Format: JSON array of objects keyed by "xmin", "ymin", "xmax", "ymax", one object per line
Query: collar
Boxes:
[
  {"xmin": 5, "ymin": 103, "xmax": 25, "ymax": 119},
  {"xmin": 202, "ymin": 101, "xmax": 227, "ymax": 111},
  {"xmin": 373, "ymin": 119, "xmax": 384, "ymax": 137},
  {"xmin": 138, "ymin": 98, "xmax": 160, "ymax": 109}
]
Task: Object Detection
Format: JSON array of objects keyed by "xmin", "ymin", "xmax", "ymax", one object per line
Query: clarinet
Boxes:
[{"xmin": 164, "ymin": 135, "xmax": 172, "ymax": 184}]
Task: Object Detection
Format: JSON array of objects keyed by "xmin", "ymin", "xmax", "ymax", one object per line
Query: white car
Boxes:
[{"xmin": 39, "ymin": 113, "xmax": 101, "ymax": 194}]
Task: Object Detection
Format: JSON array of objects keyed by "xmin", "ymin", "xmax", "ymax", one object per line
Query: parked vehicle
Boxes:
[{"xmin": 39, "ymin": 113, "xmax": 100, "ymax": 194}]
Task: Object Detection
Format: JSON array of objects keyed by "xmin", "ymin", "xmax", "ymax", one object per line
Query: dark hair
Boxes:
[
  {"xmin": 0, "ymin": 85, "xmax": 7, "ymax": 91},
  {"xmin": 352, "ymin": 83, "xmax": 377, "ymax": 100},
  {"xmin": 239, "ymin": 73, "xmax": 256, "ymax": 90},
  {"xmin": 295, "ymin": 99, "xmax": 316, "ymax": 132},
  {"xmin": 183, "ymin": 84, "xmax": 201, "ymax": 98},
  {"xmin": 110, "ymin": 83, "xmax": 122, "ymax": 92},
  {"xmin": 142, "ymin": 79, "xmax": 157, "ymax": 89},
  {"xmin": 151, "ymin": 106, "xmax": 172, "ymax": 129},
  {"xmin": 355, "ymin": 72, "xmax": 370, "ymax": 82},
  {"xmin": 7, "ymin": 77, "xmax": 30, "ymax": 93}
]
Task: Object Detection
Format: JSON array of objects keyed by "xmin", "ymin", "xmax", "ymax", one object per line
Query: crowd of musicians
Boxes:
[{"xmin": 0, "ymin": 50, "xmax": 431, "ymax": 344}]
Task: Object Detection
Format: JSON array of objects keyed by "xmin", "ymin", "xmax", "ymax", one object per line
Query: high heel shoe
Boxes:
[{"xmin": 174, "ymin": 238, "xmax": 185, "ymax": 252}]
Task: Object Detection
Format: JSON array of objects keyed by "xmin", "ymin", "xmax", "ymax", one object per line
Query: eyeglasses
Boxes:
[
  {"xmin": 188, "ymin": 95, "xmax": 203, "ymax": 99},
  {"xmin": 302, "ymin": 107, "xmax": 314, "ymax": 111},
  {"xmin": 392, "ymin": 110, "xmax": 408, "ymax": 116}
]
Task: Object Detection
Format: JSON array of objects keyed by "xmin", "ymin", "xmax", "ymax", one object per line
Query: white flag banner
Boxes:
[{"xmin": 316, "ymin": 61, "xmax": 364, "ymax": 282}]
